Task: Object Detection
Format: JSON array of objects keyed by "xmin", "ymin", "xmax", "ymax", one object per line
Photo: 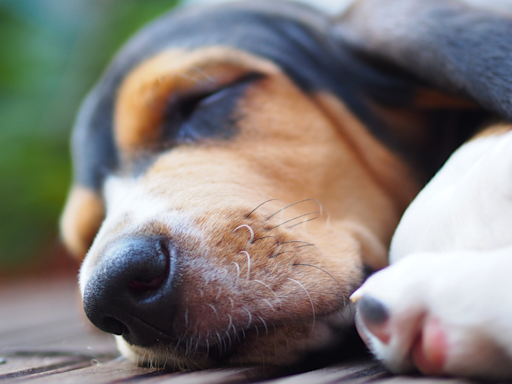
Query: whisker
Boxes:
[
  {"xmin": 232, "ymin": 324, "xmax": 241, "ymax": 343},
  {"xmin": 233, "ymin": 224, "xmax": 255, "ymax": 248},
  {"xmin": 263, "ymin": 299, "xmax": 275, "ymax": 312},
  {"xmin": 245, "ymin": 199, "xmax": 284, "ymax": 219},
  {"xmin": 216, "ymin": 332, "xmax": 223, "ymax": 352},
  {"xmin": 252, "ymin": 235, "xmax": 281, "ymax": 246},
  {"xmin": 229, "ymin": 296, "xmax": 235, "ymax": 309},
  {"xmin": 232, "ymin": 262, "xmax": 241, "ymax": 285},
  {"xmin": 270, "ymin": 240, "xmax": 315, "ymax": 258},
  {"xmin": 293, "ymin": 263, "xmax": 345, "ymax": 296},
  {"xmin": 253, "ymin": 279, "xmax": 280, "ymax": 302},
  {"xmin": 288, "ymin": 278, "xmax": 315, "ymax": 331},
  {"xmin": 243, "ymin": 307, "xmax": 252, "ymax": 328},
  {"xmin": 258, "ymin": 315, "xmax": 269, "ymax": 338},
  {"xmin": 281, "ymin": 240, "xmax": 314, "ymax": 246},
  {"xmin": 266, "ymin": 198, "xmax": 323, "ymax": 221},
  {"xmin": 239, "ymin": 251, "xmax": 251, "ymax": 280},
  {"xmin": 216, "ymin": 286, "xmax": 222, "ymax": 300},
  {"xmin": 269, "ymin": 211, "xmax": 320, "ymax": 230},
  {"xmin": 287, "ymin": 216, "xmax": 318, "ymax": 229},
  {"xmin": 295, "ymin": 244, "xmax": 315, "ymax": 249},
  {"xmin": 207, "ymin": 304, "xmax": 218, "ymax": 316},
  {"xmin": 271, "ymin": 250, "xmax": 293, "ymax": 258}
]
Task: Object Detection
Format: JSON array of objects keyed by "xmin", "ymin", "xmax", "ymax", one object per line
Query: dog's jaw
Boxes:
[{"xmin": 115, "ymin": 306, "xmax": 355, "ymax": 369}]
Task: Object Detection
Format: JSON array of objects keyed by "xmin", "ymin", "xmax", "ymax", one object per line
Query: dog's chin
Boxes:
[{"xmin": 115, "ymin": 308, "xmax": 354, "ymax": 369}]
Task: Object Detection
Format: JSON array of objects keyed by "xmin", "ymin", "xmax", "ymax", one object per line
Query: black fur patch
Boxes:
[
  {"xmin": 72, "ymin": 1, "xmax": 402, "ymax": 191},
  {"xmin": 72, "ymin": 0, "xmax": 507, "ymax": 191}
]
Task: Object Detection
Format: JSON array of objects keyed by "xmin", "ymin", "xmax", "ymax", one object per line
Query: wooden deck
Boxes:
[{"xmin": 0, "ymin": 277, "xmax": 476, "ymax": 383}]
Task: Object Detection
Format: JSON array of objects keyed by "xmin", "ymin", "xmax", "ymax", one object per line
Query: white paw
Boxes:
[
  {"xmin": 391, "ymin": 129, "xmax": 512, "ymax": 262},
  {"xmin": 352, "ymin": 248, "xmax": 512, "ymax": 379}
]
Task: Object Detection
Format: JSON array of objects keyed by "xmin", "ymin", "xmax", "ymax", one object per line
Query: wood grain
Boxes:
[{"xmin": 0, "ymin": 277, "xmax": 474, "ymax": 383}]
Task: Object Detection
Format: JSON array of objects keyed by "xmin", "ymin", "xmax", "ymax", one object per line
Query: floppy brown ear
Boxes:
[
  {"xmin": 334, "ymin": 0, "xmax": 512, "ymax": 120},
  {"xmin": 60, "ymin": 186, "xmax": 104, "ymax": 261}
]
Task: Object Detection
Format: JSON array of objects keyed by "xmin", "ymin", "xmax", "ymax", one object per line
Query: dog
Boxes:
[{"xmin": 59, "ymin": 0, "xmax": 512, "ymax": 377}]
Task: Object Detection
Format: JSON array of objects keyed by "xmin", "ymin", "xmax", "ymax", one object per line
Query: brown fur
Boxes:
[
  {"xmin": 470, "ymin": 124, "xmax": 512, "ymax": 141},
  {"xmin": 60, "ymin": 186, "xmax": 104, "ymax": 260}
]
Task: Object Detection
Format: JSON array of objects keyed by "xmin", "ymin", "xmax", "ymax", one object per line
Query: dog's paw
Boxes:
[
  {"xmin": 352, "ymin": 248, "xmax": 512, "ymax": 379},
  {"xmin": 390, "ymin": 128, "xmax": 512, "ymax": 261}
]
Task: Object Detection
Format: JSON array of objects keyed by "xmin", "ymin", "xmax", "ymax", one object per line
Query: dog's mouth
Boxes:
[{"xmin": 116, "ymin": 308, "xmax": 354, "ymax": 370}]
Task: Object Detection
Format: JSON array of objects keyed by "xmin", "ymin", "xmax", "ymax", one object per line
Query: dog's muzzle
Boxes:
[{"xmin": 83, "ymin": 236, "xmax": 178, "ymax": 346}]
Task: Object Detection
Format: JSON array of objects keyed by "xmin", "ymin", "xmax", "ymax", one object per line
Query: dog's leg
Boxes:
[
  {"xmin": 352, "ymin": 128, "xmax": 512, "ymax": 378},
  {"xmin": 352, "ymin": 247, "xmax": 512, "ymax": 379}
]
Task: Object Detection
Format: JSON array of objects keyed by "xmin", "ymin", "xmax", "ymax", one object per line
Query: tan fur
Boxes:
[
  {"xmin": 115, "ymin": 47, "xmax": 280, "ymax": 155},
  {"xmin": 470, "ymin": 123, "xmax": 512, "ymax": 141},
  {"xmin": 73, "ymin": 47, "xmax": 421, "ymax": 367},
  {"xmin": 312, "ymin": 92, "xmax": 419, "ymax": 217},
  {"xmin": 60, "ymin": 186, "xmax": 104, "ymax": 260},
  {"xmin": 414, "ymin": 88, "xmax": 478, "ymax": 110}
]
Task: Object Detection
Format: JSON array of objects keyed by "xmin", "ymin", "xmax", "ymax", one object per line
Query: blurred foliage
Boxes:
[{"xmin": 0, "ymin": 0, "xmax": 179, "ymax": 270}]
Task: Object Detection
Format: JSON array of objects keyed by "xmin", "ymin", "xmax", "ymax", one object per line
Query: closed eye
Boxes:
[{"xmin": 161, "ymin": 73, "xmax": 263, "ymax": 145}]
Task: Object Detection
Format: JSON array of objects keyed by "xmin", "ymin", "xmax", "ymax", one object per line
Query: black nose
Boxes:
[{"xmin": 83, "ymin": 236, "xmax": 178, "ymax": 346}]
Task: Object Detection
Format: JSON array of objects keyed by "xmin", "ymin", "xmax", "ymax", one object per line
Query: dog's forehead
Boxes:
[{"xmin": 72, "ymin": 1, "xmax": 395, "ymax": 193}]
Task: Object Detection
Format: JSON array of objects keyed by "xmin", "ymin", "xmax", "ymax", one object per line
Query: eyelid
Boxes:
[
  {"xmin": 115, "ymin": 50, "xmax": 271, "ymax": 154},
  {"xmin": 163, "ymin": 73, "xmax": 264, "ymax": 144}
]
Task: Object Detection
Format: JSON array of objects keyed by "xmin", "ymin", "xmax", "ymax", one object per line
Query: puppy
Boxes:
[{"xmin": 60, "ymin": 0, "xmax": 512, "ymax": 373}]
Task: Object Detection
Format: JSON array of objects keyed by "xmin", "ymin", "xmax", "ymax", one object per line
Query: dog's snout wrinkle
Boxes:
[{"xmin": 83, "ymin": 235, "xmax": 178, "ymax": 347}]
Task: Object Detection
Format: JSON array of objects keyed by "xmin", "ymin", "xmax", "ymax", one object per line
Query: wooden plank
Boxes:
[
  {"xmin": 125, "ymin": 368, "xmax": 260, "ymax": 384},
  {"xmin": 0, "ymin": 277, "xmax": 482, "ymax": 384},
  {"xmin": 0, "ymin": 355, "xmax": 86, "ymax": 379},
  {"xmin": 0, "ymin": 277, "xmax": 117, "ymax": 356},
  {"xmin": 265, "ymin": 360, "xmax": 387, "ymax": 384},
  {"xmin": 373, "ymin": 377, "xmax": 477, "ymax": 384}
]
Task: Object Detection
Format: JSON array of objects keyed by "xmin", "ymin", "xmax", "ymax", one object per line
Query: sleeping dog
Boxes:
[{"xmin": 60, "ymin": 0, "xmax": 512, "ymax": 377}]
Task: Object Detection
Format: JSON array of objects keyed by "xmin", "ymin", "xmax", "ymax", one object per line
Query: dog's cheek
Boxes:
[{"xmin": 60, "ymin": 186, "xmax": 104, "ymax": 260}]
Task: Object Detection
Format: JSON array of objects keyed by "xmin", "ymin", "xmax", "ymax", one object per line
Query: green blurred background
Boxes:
[{"xmin": 0, "ymin": 0, "xmax": 180, "ymax": 274}]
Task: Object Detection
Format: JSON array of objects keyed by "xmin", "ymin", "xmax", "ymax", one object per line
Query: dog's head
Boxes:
[{"xmin": 60, "ymin": 0, "xmax": 497, "ymax": 369}]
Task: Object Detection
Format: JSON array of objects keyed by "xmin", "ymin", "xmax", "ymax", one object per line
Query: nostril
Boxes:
[
  {"xmin": 128, "ymin": 239, "xmax": 169, "ymax": 293},
  {"xmin": 129, "ymin": 272, "xmax": 166, "ymax": 292}
]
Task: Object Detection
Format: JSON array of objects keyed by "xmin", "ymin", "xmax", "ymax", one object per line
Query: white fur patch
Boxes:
[{"xmin": 79, "ymin": 176, "xmax": 202, "ymax": 296}]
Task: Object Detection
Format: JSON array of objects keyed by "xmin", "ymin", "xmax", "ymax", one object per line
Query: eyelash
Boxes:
[{"xmin": 160, "ymin": 73, "xmax": 263, "ymax": 144}]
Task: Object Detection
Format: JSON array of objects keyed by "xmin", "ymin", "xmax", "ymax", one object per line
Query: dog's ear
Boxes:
[
  {"xmin": 334, "ymin": 0, "xmax": 512, "ymax": 120},
  {"xmin": 59, "ymin": 88, "xmax": 114, "ymax": 260},
  {"xmin": 60, "ymin": 186, "xmax": 104, "ymax": 260},
  {"xmin": 327, "ymin": 0, "xmax": 512, "ymax": 178}
]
